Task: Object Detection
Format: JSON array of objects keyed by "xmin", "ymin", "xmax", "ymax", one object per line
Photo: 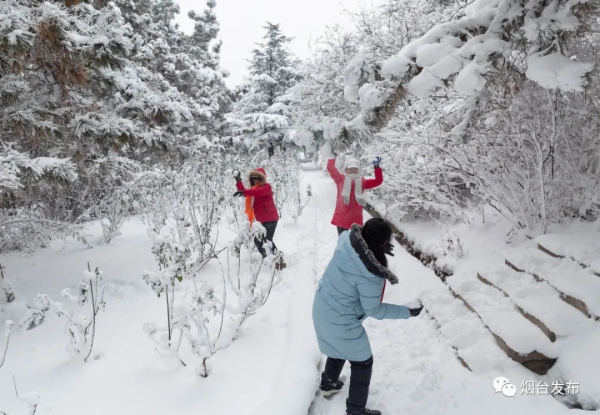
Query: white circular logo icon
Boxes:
[
  {"xmin": 502, "ymin": 383, "xmax": 517, "ymax": 397},
  {"xmin": 493, "ymin": 377, "xmax": 510, "ymax": 393}
]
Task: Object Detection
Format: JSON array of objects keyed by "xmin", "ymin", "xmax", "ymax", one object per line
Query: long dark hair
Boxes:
[{"xmin": 361, "ymin": 218, "xmax": 391, "ymax": 267}]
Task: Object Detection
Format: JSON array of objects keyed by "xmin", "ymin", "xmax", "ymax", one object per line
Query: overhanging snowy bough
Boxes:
[{"xmin": 312, "ymin": 0, "xmax": 595, "ymax": 152}]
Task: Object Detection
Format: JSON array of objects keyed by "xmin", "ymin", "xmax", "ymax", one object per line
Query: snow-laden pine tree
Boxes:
[
  {"xmin": 0, "ymin": 0, "xmax": 156, "ymax": 249},
  {"xmin": 0, "ymin": 0, "xmax": 231, "ymax": 251},
  {"xmin": 114, "ymin": 0, "xmax": 230, "ymax": 154},
  {"xmin": 230, "ymin": 22, "xmax": 301, "ymax": 155},
  {"xmin": 185, "ymin": 0, "xmax": 231, "ymax": 145}
]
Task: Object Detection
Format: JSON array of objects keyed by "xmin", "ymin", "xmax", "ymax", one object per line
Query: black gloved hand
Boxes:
[
  {"xmin": 383, "ymin": 243, "xmax": 394, "ymax": 256},
  {"xmin": 407, "ymin": 300, "xmax": 423, "ymax": 317},
  {"xmin": 233, "ymin": 191, "xmax": 244, "ymax": 197},
  {"xmin": 232, "ymin": 169, "xmax": 242, "ymax": 182}
]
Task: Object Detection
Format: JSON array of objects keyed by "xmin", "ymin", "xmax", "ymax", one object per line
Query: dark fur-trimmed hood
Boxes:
[
  {"xmin": 248, "ymin": 168, "xmax": 267, "ymax": 185},
  {"xmin": 349, "ymin": 224, "xmax": 398, "ymax": 284}
]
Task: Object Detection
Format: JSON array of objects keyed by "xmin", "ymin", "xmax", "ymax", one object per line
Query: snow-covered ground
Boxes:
[{"xmin": 0, "ymin": 167, "xmax": 595, "ymax": 414}]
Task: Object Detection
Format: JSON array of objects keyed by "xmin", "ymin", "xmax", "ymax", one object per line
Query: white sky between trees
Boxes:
[{"xmin": 175, "ymin": 0, "xmax": 383, "ymax": 87}]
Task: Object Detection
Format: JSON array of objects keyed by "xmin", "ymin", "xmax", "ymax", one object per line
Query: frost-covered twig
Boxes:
[
  {"xmin": 11, "ymin": 376, "xmax": 39, "ymax": 415},
  {"xmin": 0, "ymin": 264, "xmax": 15, "ymax": 304},
  {"xmin": 0, "ymin": 321, "xmax": 14, "ymax": 368},
  {"xmin": 84, "ymin": 263, "xmax": 97, "ymax": 362}
]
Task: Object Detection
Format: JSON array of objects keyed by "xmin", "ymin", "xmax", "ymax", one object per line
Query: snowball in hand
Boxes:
[
  {"xmin": 493, "ymin": 377, "xmax": 510, "ymax": 393},
  {"xmin": 405, "ymin": 299, "xmax": 422, "ymax": 309},
  {"xmin": 501, "ymin": 383, "xmax": 517, "ymax": 397}
]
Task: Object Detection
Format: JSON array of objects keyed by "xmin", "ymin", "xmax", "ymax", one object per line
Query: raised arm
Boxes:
[
  {"xmin": 240, "ymin": 184, "xmax": 272, "ymax": 198},
  {"xmin": 363, "ymin": 166, "xmax": 383, "ymax": 190},
  {"xmin": 235, "ymin": 180, "xmax": 246, "ymax": 191},
  {"xmin": 327, "ymin": 158, "xmax": 343, "ymax": 182},
  {"xmin": 356, "ymin": 276, "xmax": 410, "ymax": 320}
]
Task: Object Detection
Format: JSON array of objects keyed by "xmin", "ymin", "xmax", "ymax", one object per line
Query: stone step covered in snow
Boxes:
[
  {"xmin": 421, "ymin": 290, "xmax": 509, "ymax": 373},
  {"xmin": 505, "ymin": 248, "xmax": 600, "ymax": 319},
  {"xmin": 476, "ymin": 268, "xmax": 594, "ymax": 339},
  {"xmin": 446, "ymin": 272, "xmax": 564, "ymax": 374},
  {"xmin": 548, "ymin": 325, "xmax": 600, "ymax": 411},
  {"xmin": 535, "ymin": 233, "xmax": 600, "ymax": 274}
]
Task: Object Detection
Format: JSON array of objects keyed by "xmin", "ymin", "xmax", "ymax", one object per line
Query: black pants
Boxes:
[
  {"xmin": 322, "ymin": 356, "xmax": 373, "ymax": 413},
  {"xmin": 255, "ymin": 221, "xmax": 278, "ymax": 258},
  {"xmin": 337, "ymin": 226, "xmax": 349, "ymax": 236}
]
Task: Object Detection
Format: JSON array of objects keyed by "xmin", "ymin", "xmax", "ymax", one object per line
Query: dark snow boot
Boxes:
[
  {"xmin": 320, "ymin": 378, "xmax": 344, "ymax": 397},
  {"xmin": 347, "ymin": 409, "xmax": 381, "ymax": 415}
]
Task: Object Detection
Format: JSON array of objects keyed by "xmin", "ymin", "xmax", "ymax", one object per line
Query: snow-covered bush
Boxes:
[
  {"xmin": 38, "ymin": 265, "xmax": 106, "ymax": 361},
  {"xmin": 259, "ymin": 151, "xmax": 303, "ymax": 217},
  {"xmin": 138, "ymin": 160, "xmax": 232, "ymax": 374},
  {"xmin": 0, "ymin": 382, "xmax": 40, "ymax": 415},
  {"xmin": 137, "ymin": 160, "xmax": 231, "ymax": 266},
  {"xmin": 291, "ymin": 180, "xmax": 311, "ymax": 224},
  {"xmin": 366, "ymin": 131, "xmax": 473, "ymax": 224},
  {"xmin": 0, "ymin": 265, "xmax": 15, "ymax": 305},
  {"xmin": 0, "ymin": 144, "xmax": 85, "ymax": 253},
  {"xmin": 142, "ymin": 217, "xmax": 283, "ymax": 376},
  {"xmin": 0, "ymin": 208, "xmax": 88, "ymax": 254},
  {"xmin": 0, "ymin": 265, "xmax": 47, "ymax": 331},
  {"xmin": 138, "ymin": 154, "xmax": 291, "ymax": 375},
  {"xmin": 224, "ymin": 222, "xmax": 284, "ymax": 328}
]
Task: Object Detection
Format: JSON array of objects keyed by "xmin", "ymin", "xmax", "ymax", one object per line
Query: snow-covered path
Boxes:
[{"xmin": 0, "ymin": 166, "xmax": 577, "ymax": 415}]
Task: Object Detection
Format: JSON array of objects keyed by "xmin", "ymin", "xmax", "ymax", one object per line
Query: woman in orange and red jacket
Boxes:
[{"xmin": 233, "ymin": 168, "xmax": 280, "ymax": 259}]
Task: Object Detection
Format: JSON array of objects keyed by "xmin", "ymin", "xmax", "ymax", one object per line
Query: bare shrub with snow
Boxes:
[
  {"xmin": 136, "ymin": 151, "xmax": 299, "ymax": 375},
  {"xmin": 141, "ymin": 211, "xmax": 283, "ymax": 376},
  {"xmin": 258, "ymin": 151, "xmax": 305, "ymax": 218},
  {"xmin": 38, "ymin": 265, "xmax": 106, "ymax": 362}
]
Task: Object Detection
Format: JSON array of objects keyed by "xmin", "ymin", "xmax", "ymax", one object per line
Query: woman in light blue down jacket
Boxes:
[{"xmin": 312, "ymin": 218, "xmax": 423, "ymax": 415}]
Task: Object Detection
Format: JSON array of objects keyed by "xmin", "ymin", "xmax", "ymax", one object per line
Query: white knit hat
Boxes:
[{"xmin": 343, "ymin": 157, "xmax": 360, "ymax": 170}]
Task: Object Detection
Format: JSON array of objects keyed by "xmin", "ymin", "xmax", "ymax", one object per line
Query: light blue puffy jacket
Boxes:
[{"xmin": 312, "ymin": 228, "xmax": 410, "ymax": 362}]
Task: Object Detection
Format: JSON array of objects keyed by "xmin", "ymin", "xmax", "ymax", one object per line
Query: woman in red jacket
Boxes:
[
  {"xmin": 233, "ymin": 168, "xmax": 282, "ymax": 263},
  {"xmin": 328, "ymin": 156, "xmax": 383, "ymax": 236}
]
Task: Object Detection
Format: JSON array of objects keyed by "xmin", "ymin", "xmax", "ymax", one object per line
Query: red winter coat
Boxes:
[
  {"xmin": 236, "ymin": 167, "xmax": 280, "ymax": 223},
  {"xmin": 328, "ymin": 159, "xmax": 383, "ymax": 229}
]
